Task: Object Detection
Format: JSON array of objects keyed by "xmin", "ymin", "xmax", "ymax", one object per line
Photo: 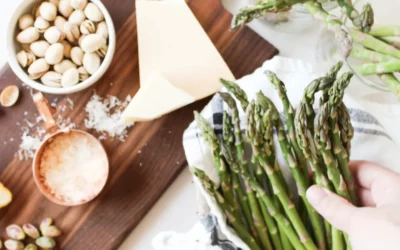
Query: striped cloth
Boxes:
[{"xmin": 152, "ymin": 56, "xmax": 400, "ymax": 250}]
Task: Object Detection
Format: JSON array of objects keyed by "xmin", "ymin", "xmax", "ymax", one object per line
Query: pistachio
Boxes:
[
  {"xmin": 28, "ymin": 58, "xmax": 50, "ymax": 79},
  {"xmin": 16, "ymin": 50, "xmax": 36, "ymax": 68},
  {"xmin": 96, "ymin": 21, "xmax": 108, "ymax": 39},
  {"xmin": 44, "ymin": 26, "xmax": 65, "ymax": 44},
  {"xmin": 42, "ymin": 225, "xmax": 62, "ymax": 237},
  {"xmin": 23, "ymin": 244, "xmax": 37, "ymax": 250},
  {"xmin": 39, "ymin": 2, "xmax": 57, "ymax": 21},
  {"xmin": 33, "ymin": 17, "xmax": 50, "ymax": 33},
  {"xmin": 83, "ymin": 52, "xmax": 100, "ymax": 75},
  {"xmin": 48, "ymin": 0, "xmax": 60, "ymax": 6},
  {"xmin": 54, "ymin": 16, "xmax": 67, "ymax": 32},
  {"xmin": 62, "ymin": 40, "xmax": 72, "ymax": 58},
  {"xmin": 61, "ymin": 67, "xmax": 79, "ymax": 87},
  {"xmin": 84, "ymin": 3, "xmax": 104, "ymax": 22},
  {"xmin": 70, "ymin": 46, "xmax": 84, "ymax": 66},
  {"xmin": 32, "ymin": 2, "xmax": 42, "ymax": 18},
  {"xmin": 4, "ymin": 239, "xmax": 24, "ymax": 250},
  {"xmin": 81, "ymin": 34, "xmax": 106, "ymax": 53},
  {"xmin": 78, "ymin": 35, "xmax": 86, "ymax": 47},
  {"xmin": 0, "ymin": 85, "xmax": 20, "ymax": 107},
  {"xmin": 35, "ymin": 237, "xmax": 55, "ymax": 249},
  {"xmin": 80, "ymin": 20, "xmax": 95, "ymax": 35},
  {"xmin": 16, "ymin": 27, "xmax": 39, "ymax": 44},
  {"xmin": 22, "ymin": 224, "xmax": 40, "ymax": 239},
  {"xmin": 30, "ymin": 40, "xmax": 49, "ymax": 57},
  {"xmin": 39, "ymin": 218, "xmax": 53, "ymax": 233},
  {"xmin": 68, "ymin": 10, "xmax": 85, "ymax": 25},
  {"xmin": 45, "ymin": 43, "xmax": 64, "ymax": 65},
  {"xmin": 41, "ymin": 71, "xmax": 62, "ymax": 87},
  {"xmin": 18, "ymin": 14, "xmax": 34, "ymax": 30},
  {"xmin": 78, "ymin": 66, "xmax": 89, "ymax": 81},
  {"xmin": 63, "ymin": 22, "xmax": 80, "ymax": 43},
  {"xmin": 96, "ymin": 44, "xmax": 108, "ymax": 58},
  {"xmin": 54, "ymin": 59, "xmax": 76, "ymax": 73},
  {"xmin": 70, "ymin": 0, "xmax": 88, "ymax": 10},
  {"xmin": 59, "ymin": 0, "xmax": 73, "ymax": 18},
  {"xmin": 6, "ymin": 225, "xmax": 25, "ymax": 240}
]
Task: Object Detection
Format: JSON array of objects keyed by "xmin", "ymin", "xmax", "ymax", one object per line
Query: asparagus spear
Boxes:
[
  {"xmin": 379, "ymin": 74, "xmax": 400, "ymax": 97},
  {"xmin": 336, "ymin": 0, "xmax": 374, "ymax": 32},
  {"xmin": 193, "ymin": 168, "xmax": 262, "ymax": 250},
  {"xmin": 337, "ymin": 103, "xmax": 354, "ymax": 158},
  {"xmin": 194, "ymin": 112, "xmax": 240, "ymax": 218},
  {"xmin": 220, "ymin": 79, "xmax": 249, "ymax": 111},
  {"xmin": 354, "ymin": 60, "xmax": 400, "ymax": 75},
  {"xmin": 380, "ymin": 36, "xmax": 400, "ymax": 49},
  {"xmin": 351, "ymin": 29, "xmax": 400, "ymax": 59},
  {"xmin": 369, "ymin": 25, "xmax": 400, "ymax": 37},
  {"xmin": 304, "ymin": 1, "xmax": 353, "ymax": 58},
  {"xmin": 350, "ymin": 46, "xmax": 398, "ymax": 63}
]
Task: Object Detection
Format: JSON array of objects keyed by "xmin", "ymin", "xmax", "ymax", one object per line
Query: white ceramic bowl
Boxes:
[{"xmin": 7, "ymin": 0, "xmax": 116, "ymax": 95}]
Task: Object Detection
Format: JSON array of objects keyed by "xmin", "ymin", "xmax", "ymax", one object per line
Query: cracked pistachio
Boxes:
[
  {"xmin": 96, "ymin": 21, "xmax": 108, "ymax": 39},
  {"xmin": 22, "ymin": 224, "xmax": 40, "ymax": 239},
  {"xmin": 78, "ymin": 66, "xmax": 89, "ymax": 81},
  {"xmin": 39, "ymin": 218, "xmax": 53, "ymax": 233},
  {"xmin": 63, "ymin": 22, "xmax": 80, "ymax": 43},
  {"xmin": 34, "ymin": 17, "xmax": 50, "ymax": 33},
  {"xmin": 54, "ymin": 59, "xmax": 77, "ymax": 74},
  {"xmin": 96, "ymin": 44, "xmax": 108, "ymax": 58},
  {"xmin": 18, "ymin": 14, "xmax": 34, "ymax": 30},
  {"xmin": 16, "ymin": 27, "xmax": 39, "ymax": 44},
  {"xmin": 54, "ymin": 16, "xmax": 67, "ymax": 32},
  {"xmin": 70, "ymin": 0, "xmax": 88, "ymax": 10},
  {"xmin": 61, "ymin": 67, "xmax": 79, "ymax": 87},
  {"xmin": 81, "ymin": 34, "xmax": 106, "ymax": 53},
  {"xmin": 39, "ymin": 2, "xmax": 57, "ymax": 22},
  {"xmin": 35, "ymin": 237, "xmax": 55, "ymax": 249},
  {"xmin": 83, "ymin": 52, "xmax": 100, "ymax": 75},
  {"xmin": 44, "ymin": 26, "xmax": 65, "ymax": 44},
  {"xmin": 84, "ymin": 3, "xmax": 104, "ymax": 22},
  {"xmin": 71, "ymin": 46, "xmax": 84, "ymax": 66},
  {"xmin": 16, "ymin": 50, "xmax": 36, "ymax": 68},
  {"xmin": 59, "ymin": 0, "xmax": 73, "ymax": 18},
  {"xmin": 28, "ymin": 58, "xmax": 50, "ymax": 79},
  {"xmin": 45, "ymin": 43, "xmax": 64, "ymax": 65},
  {"xmin": 80, "ymin": 20, "xmax": 96, "ymax": 35},
  {"xmin": 6, "ymin": 225, "xmax": 25, "ymax": 240},
  {"xmin": 30, "ymin": 40, "xmax": 50, "ymax": 58},
  {"xmin": 41, "ymin": 71, "xmax": 62, "ymax": 87},
  {"xmin": 68, "ymin": 10, "xmax": 86, "ymax": 25}
]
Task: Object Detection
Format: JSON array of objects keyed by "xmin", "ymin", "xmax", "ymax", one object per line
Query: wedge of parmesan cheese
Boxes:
[{"xmin": 122, "ymin": 72, "xmax": 195, "ymax": 122}]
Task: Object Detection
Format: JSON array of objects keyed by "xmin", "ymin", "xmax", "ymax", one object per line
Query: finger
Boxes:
[
  {"xmin": 356, "ymin": 187, "xmax": 375, "ymax": 207},
  {"xmin": 306, "ymin": 185, "xmax": 357, "ymax": 233},
  {"xmin": 349, "ymin": 161, "xmax": 400, "ymax": 189}
]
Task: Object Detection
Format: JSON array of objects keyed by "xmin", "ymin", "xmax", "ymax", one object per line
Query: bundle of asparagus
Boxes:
[
  {"xmin": 349, "ymin": 27, "xmax": 400, "ymax": 97},
  {"xmin": 192, "ymin": 62, "xmax": 357, "ymax": 250}
]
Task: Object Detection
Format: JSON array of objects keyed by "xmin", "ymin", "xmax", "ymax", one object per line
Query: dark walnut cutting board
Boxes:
[{"xmin": 0, "ymin": 0, "xmax": 278, "ymax": 249}]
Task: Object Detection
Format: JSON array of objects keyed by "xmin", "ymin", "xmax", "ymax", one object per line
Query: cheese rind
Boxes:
[{"xmin": 122, "ymin": 72, "xmax": 196, "ymax": 122}]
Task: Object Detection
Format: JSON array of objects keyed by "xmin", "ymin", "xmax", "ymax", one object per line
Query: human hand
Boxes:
[{"xmin": 306, "ymin": 161, "xmax": 400, "ymax": 250}]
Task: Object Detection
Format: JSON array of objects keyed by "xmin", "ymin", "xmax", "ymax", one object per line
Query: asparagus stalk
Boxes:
[
  {"xmin": 336, "ymin": 0, "xmax": 374, "ymax": 32},
  {"xmin": 220, "ymin": 79, "xmax": 249, "ymax": 111},
  {"xmin": 193, "ymin": 168, "xmax": 262, "ymax": 250},
  {"xmin": 379, "ymin": 74, "xmax": 400, "ymax": 97},
  {"xmin": 369, "ymin": 25, "xmax": 400, "ymax": 37},
  {"xmin": 304, "ymin": 1, "xmax": 353, "ymax": 58},
  {"xmin": 351, "ymin": 29, "xmax": 400, "ymax": 59},
  {"xmin": 350, "ymin": 46, "xmax": 398, "ymax": 63},
  {"xmin": 194, "ymin": 112, "xmax": 240, "ymax": 218},
  {"xmin": 380, "ymin": 36, "xmax": 400, "ymax": 49},
  {"xmin": 354, "ymin": 60, "xmax": 400, "ymax": 75},
  {"xmin": 337, "ymin": 103, "xmax": 354, "ymax": 158}
]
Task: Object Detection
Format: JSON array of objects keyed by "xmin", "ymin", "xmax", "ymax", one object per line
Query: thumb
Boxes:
[{"xmin": 306, "ymin": 185, "xmax": 357, "ymax": 233}]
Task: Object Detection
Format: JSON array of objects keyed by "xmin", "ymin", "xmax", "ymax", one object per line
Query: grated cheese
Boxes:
[
  {"xmin": 84, "ymin": 93, "xmax": 134, "ymax": 141},
  {"xmin": 17, "ymin": 131, "xmax": 42, "ymax": 160}
]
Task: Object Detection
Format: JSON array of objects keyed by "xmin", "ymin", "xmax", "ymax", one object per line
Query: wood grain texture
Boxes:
[{"xmin": 0, "ymin": 0, "xmax": 278, "ymax": 249}]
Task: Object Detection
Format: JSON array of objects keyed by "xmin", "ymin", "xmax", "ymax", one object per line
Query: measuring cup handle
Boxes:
[{"xmin": 32, "ymin": 92, "xmax": 59, "ymax": 132}]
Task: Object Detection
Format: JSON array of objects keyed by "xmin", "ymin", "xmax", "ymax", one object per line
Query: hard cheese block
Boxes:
[
  {"xmin": 122, "ymin": 72, "xmax": 196, "ymax": 122},
  {"xmin": 135, "ymin": 0, "xmax": 235, "ymax": 100}
]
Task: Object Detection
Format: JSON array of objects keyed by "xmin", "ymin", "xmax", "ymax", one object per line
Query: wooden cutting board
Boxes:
[{"xmin": 0, "ymin": 0, "xmax": 278, "ymax": 249}]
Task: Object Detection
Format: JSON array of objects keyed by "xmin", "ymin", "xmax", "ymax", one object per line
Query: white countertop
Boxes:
[{"xmin": 0, "ymin": 0, "xmax": 395, "ymax": 250}]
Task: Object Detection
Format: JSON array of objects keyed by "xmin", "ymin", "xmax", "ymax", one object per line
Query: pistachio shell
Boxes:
[
  {"xmin": 18, "ymin": 14, "xmax": 34, "ymax": 30},
  {"xmin": 28, "ymin": 58, "xmax": 50, "ymax": 79},
  {"xmin": 54, "ymin": 59, "xmax": 76, "ymax": 73},
  {"xmin": 63, "ymin": 22, "xmax": 80, "ymax": 43},
  {"xmin": 62, "ymin": 41, "xmax": 72, "ymax": 58},
  {"xmin": 78, "ymin": 66, "xmax": 89, "ymax": 81},
  {"xmin": 68, "ymin": 10, "xmax": 85, "ymax": 25},
  {"xmin": 22, "ymin": 224, "xmax": 40, "ymax": 239},
  {"xmin": 39, "ymin": 2, "xmax": 57, "ymax": 21},
  {"xmin": 83, "ymin": 52, "xmax": 100, "ymax": 75},
  {"xmin": 30, "ymin": 40, "xmax": 49, "ymax": 57},
  {"xmin": 40, "ymin": 218, "xmax": 53, "ymax": 233},
  {"xmin": 4, "ymin": 239, "xmax": 24, "ymax": 250},
  {"xmin": 78, "ymin": 35, "xmax": 86, "ymax": 47},
  {"xmin": 16, "ymin": 50, "xmax": 36, "ymax": 68},
  {"xmin": 54, "ymin": 16, "xmax": 67, "ymax": 32},
  {"xmin": 61, "ymin": 67, "xmax": 79, "ymax": 87},
  {"xmin": 70, "ymin": 46, "xmax": 84, "ymax": 66},
  {"xmin": 0, "ymin": 85, "xmax": 19, "ymax": 107},
  {"xmin": 23, "ymin": 244, "xmax": 37, "ymax": 250},
  {"xmin": 81, "ymin": 34, "xmax": 106, "ymax": 53},
  {"xmin": 96, "ymin": 21, "xmax": 108, "ymax": 39},
  {"xmin": 45, "ymin": 43, "xmax": 64, "ymax": 65},
  {"xmin": 80, "ymin": 20, "xmax": 95, "ymax": 35},
  {"xmin": 44, "ymin": 26, "xmax": 65, "ymax": 44},
  {"xmin": 96, "ymin": 44, "xmax": 107, "ymax": 58},
  {"xmin": 70, "ymin": 0, "xmax": 88, "ymax": 10},
  {"xmin": 41, "ymin": 71, "xmax": 62, "ymax": 87},
  {"xmin": 41, "ymin": 225, "xmax": 62, "ymax": 237},
  {"xmin": 59, "ymin": 0, "xmax": 73, "ymax": 18},
  {"xmin": 33, "ymin": 17, "xmax": 50, "ymax": 33},
  {"xmin": 6, "ymin": 225, "xmax": 25, "ymax": 240},
  {"xmin": 16, "ymin": 27, "xmax": 39, "ymax": 44},
  {"xmin": 35, "ymin": 237, "xmax": 55, "ymax": 249},
  {"xmin": 84, "ymin": 3, "xmax": 104, "ymax": 22}
]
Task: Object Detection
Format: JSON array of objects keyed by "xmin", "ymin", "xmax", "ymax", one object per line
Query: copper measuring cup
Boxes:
[{"xmin": 32, "ymin": 92, "xmax": 109, "ymax": 206}]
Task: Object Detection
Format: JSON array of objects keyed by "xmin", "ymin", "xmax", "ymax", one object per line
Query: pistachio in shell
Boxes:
[
  {"xmin": 80, "ymin": 20, "xmax": 96, "ymax": 35},
  {"xmin": 16, "ymin": 50, "xmax": 36, "ymax": 68},
  {"xmin": 41, "ymin": 225, "xmax": 62, "ymax": 238},
  {"xmin": 33, "ymin": 17, "xmax": 50, "ymax": 33},
  {"xmin": 44, "ymin": 26, "xmax": 65, "ymax": 44},
  {"xmin": 84, "ymin": 3, "xmax": 104, "ymax": 22},
  {"xmin": 70, "ymin": 0, "xmax": 88, "ymax": 10},
  {"xmin": 16, "ymin": 27, "xmax": 39, "ymax": 44},
  {"xmin": 39, "ymin": 2, "xmax": 57, "ymax": 22},
  {"xmin": 22, "ymin": 224, "xmax": 40, "ymax": 239},
  {"xmin": 35, "ymin": 237, "xmax": 55, "ymax": 249},
  {"xmin": 96, "ymin": 21, "xmax": 108, "ymax": 39},
  {"xmin": 70, "ymin": 46, "xmax": 84, "ymax": 66},
  {"xmin": 83, "ymin": 52, "xmax": 100, "ymax": 75},
  {"xmin": 54, "ymin": 16, "xmax": 67, "ymax": 32},
  {"xmin": 78, "ymin": 35, "xmax": 86, "ymax": 48},
  {"xmin": 78, "ymin": 66, "xmax": 89, "ymax": 81},
  {"xmin": 18, "ymin": 14, "xmax": 34, "ymax": 30},
  {"xmin": 61, "ymin": 67, "xmax": 79, "ymax": 87},
  {"xmin": 23, "ymin": 244, "xmax": 37, "ymax": 250},
  {"xmin": 54, "ymin": 59, "xmax": 77, "ymax": 74},
  {"xmin": 59, "ymin": 0, "xmax": 74, "ymax": 18},
  {"xmin": 41, "ymin": 71, "xmax": 62, "ymax": 87},
  {"xmin": 63, "ymin": 22, "xmax": 80, "ymax": 43},
  {"xmin": 68, "ymin": 10, "xmax": 86, "ymax": 25},
  {"xmin": 28, "ymin": 58, "xmax": 50, "ymax": 80},
  {"xmin": 45, "ymin": 43, "xmax": 64, "ymax": 65},
  {"xmin": 4, "ymin": 239, "xmax": 24, "ymax": 250},
  {"xmin": 30, "ymin": 40, "xmax": 50, "ymax": 58},
  {"xmin": 6, "ymin": 224, "xmax": 25, "ymax": 240},
  {"xmin": 39, "ymin": 218, "xmax": 53, "ymax": 233},
  {"xmin": 96, "ymin": 44, "xmax": 108, "ymax": 58},
  {"xmin": 80, "ymin": 34, "xmax": 106, "ymax": 53}
]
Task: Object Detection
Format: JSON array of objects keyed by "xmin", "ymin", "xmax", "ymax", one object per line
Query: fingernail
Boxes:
[{"xmin": 306, "ymin": 185, "xmax": 330, "ymax": 206}]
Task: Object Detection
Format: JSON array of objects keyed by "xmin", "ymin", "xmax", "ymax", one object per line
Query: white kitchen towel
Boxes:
[{"xmin": 152, "ymin": 56, "xmax": 400, "ymax": 250}]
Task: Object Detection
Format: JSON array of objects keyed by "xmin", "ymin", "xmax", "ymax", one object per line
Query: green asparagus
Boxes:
[
  {"xmin": 337, "ymin": 0, "xmax": 374, "ymax": 32},
  {"xmin": 369, "ymin": 25, "xmax": 400, "ymax": 37},
  {"xmin": 380, "ymin": 36, "xmax": 400, "ymax": 49},
  {"xmin": 379, "ymin": 74, "xmax": 400, "ymax": 97},
  {"xmin": 354, "ymin": 60, "xmax": 400, "ymax": 75},
  {"xmin": 220, "ymin": 79, "xmax": 249, "ymax": 110},
  {"xmin": 351, "ymin": 29, "xmax": 400, "ymax": 59},
  {"xmin": 350, "ymin": 46, "xmax": 398, "ymax": 63}
]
